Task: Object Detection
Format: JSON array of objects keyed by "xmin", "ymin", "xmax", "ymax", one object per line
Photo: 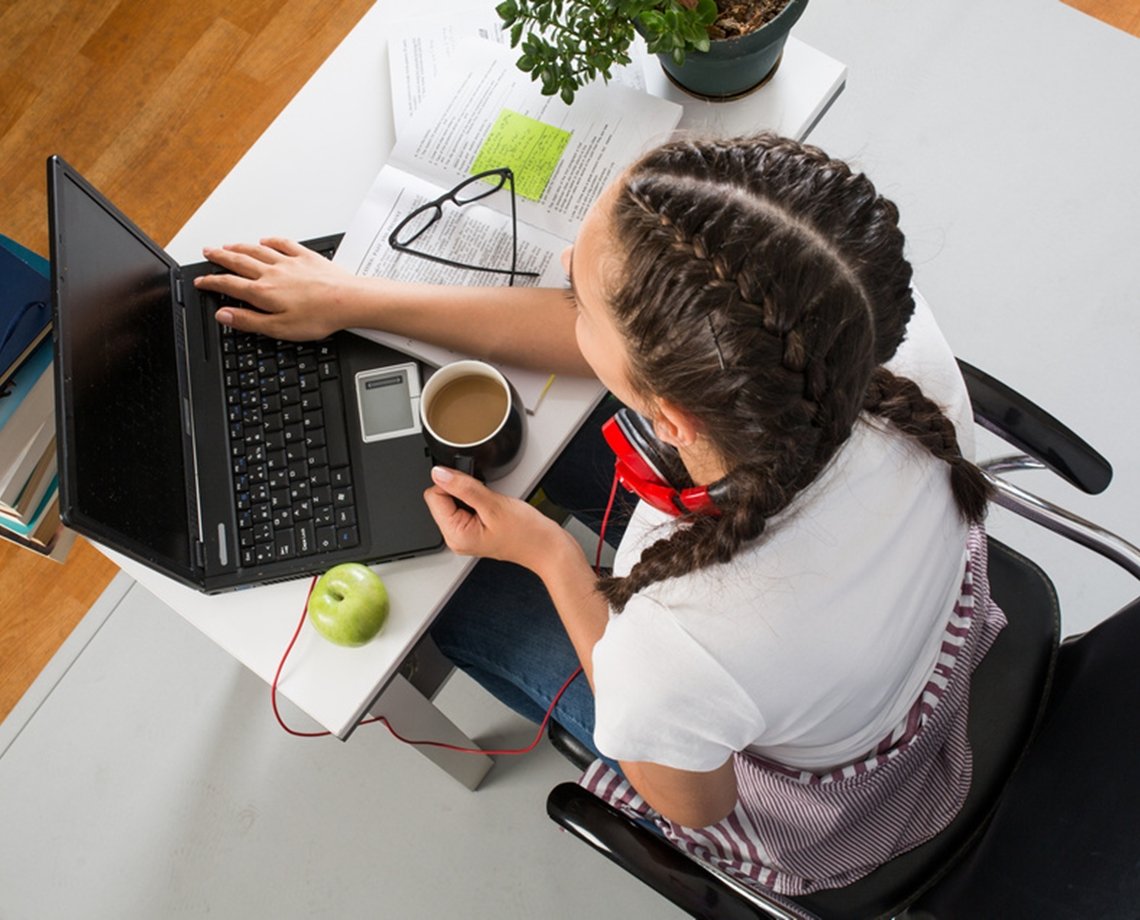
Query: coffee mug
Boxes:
[{"xmin": 419, "ymin": 360, "xmax": 526, "ymax": 481}]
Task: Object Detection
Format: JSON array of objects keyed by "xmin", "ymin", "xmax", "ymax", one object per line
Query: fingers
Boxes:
[
  {"xmin": 201, "ymin": 244, "xmax": 274, "ymax": 278},
  {"xmin": 259, "ymin": 237, "xmax": 309, "ymax": 256},
  {"xmin": 429, "ymin": 466, "xmax": 492, "ymax": 512},
  {"xmin": 214, "ymin": 305, "xmax": 272, "ymax": 336},
  {"xmin": 422, "ymin": 468, "xmax": 500, "ymax": 554},
  {"xmin": 194, "ymin": 270, "xmax": 263, "ymax": 302}
]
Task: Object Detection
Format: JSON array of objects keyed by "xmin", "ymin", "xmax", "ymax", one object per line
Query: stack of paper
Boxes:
[{"xmin": 0, "ymin": 236, "xmax": 75, "ymax": 561}]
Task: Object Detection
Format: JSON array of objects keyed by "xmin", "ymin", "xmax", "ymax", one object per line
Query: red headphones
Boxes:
[{"xmin": 601, "ymin": 409, "xmax": 727, "ymax": 517}]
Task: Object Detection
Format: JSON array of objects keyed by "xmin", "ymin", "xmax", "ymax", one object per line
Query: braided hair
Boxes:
[{"xmin": 597, "ymin": 134, "xmax": 991, "ymax": 611}]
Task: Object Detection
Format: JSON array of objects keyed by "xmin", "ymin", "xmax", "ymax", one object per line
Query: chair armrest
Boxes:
[
  {"xmin": 546, "ymin": 782, "xmax": 805, "ymax": 920},
  {"xmin": 958, "ymin": 359, "xmax": 1112, "ymax": 495}
]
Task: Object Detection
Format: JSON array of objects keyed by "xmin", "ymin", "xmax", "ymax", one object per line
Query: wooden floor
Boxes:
[
  {"xmin": 1063, "ymin": 0, "xmax": 1140, "ymax": 35},
  {"xmin": 0, "ymin": 0, "xmax": 373, "ymax": 723},
  {"xmin": 0, "ymin": 0, "xmax": 1137, "ymax": 724}
]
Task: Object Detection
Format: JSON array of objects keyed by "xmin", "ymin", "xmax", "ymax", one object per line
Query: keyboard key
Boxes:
[
  {"xmin": 306, "ymin": 446, "xmax": 328, "ymax": 470},
  {"xmin": 296, "ymin": 521, "xmax": 315, "ymax": 555},
  {"xmin": 275, "ymin": 532, "xmax": 296, "ymax": 560}
]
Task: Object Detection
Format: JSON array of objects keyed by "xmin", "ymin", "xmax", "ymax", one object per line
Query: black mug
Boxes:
[{"xmin": 419, "ymin": 360, "xmax": 525, "ymax": 481}]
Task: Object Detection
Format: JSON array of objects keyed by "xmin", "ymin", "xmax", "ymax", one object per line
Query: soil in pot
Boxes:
[{"xmin": 709, "ymin": 0, "xmax": 794, "ymax": 40}]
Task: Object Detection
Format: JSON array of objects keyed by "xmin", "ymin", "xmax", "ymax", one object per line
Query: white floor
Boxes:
[{"xmin": 2, "ymin": 2, "xmax": 1138, "ymax": 918}]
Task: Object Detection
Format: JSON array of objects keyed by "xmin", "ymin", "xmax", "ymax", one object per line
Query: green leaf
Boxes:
[
  {"xmin": 495, "ymin": 0, "xmax": 517, "ymax": 24},
  {"xmin": 561, "ymin": 84, "xmax": 576, "ymax": 105},
  {"xmin": 671, "ymin": 47, "xmax": 686, "ymax": 66}
]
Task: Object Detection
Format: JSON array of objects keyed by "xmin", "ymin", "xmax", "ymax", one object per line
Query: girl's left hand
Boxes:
[{"xmin": 423, "ymin": 466, "xmax": 567, "ymax": 571}]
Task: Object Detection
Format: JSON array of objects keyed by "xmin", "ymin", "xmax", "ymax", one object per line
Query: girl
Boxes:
[{"xmin": 195, "ymin": 133, "xmax": 1005, "ymax": 895}]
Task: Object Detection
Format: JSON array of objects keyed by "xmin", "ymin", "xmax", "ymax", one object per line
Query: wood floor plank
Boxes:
[
  {"xmin": 1062, "ymin": 0, "xmax": 1140, "ymax": 36},
  {"xmin": 0, "ymin": 0, "xmax": 372, "ymax": 724}
]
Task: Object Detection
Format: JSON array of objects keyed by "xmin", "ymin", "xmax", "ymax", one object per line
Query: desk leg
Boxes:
[{"xmin": 369, "ymin": 674, "xmax": 494, "ymax": 791}]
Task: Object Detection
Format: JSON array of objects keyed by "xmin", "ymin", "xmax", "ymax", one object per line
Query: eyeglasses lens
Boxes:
[
  {"xmin": 393, "ymin": 205, "xmax": 442, "ymax": 246},
  {"xmin": 452, "ymin": 170, "xmax": 508, "ymax": 205}
]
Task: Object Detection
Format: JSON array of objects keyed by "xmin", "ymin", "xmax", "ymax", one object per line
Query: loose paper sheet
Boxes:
[{"xmin": 387, "ymin": 16, "xmax": 647, "ymax": 138}]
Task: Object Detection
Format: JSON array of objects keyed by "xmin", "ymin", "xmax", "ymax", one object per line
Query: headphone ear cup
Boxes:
[
  {"xmin": 612, "ymin": 409, "xmax": 691, "ymax": 490},
  {"xmin": 604, "ymin": 409, "xmax": 726, "ymax": 517}
]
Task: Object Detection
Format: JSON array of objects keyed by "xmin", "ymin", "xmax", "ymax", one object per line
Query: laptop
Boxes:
[{"xmin": 47, "ymin": 156, "xmax": 442, "ymax": 593}]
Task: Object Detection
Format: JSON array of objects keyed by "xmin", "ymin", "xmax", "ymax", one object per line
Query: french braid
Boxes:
[{"xmin": 597, "ymin": 134, "xmax": 990, "ymax": 612}]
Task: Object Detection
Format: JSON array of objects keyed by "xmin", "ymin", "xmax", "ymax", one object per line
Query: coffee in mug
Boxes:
[
  {"xmin": 420, "ymin": 360, "xmax": 525, "ymax": 481},
  {"xmin": 425, "ymin": 374, "xmax": 509, "ymax": 445}
]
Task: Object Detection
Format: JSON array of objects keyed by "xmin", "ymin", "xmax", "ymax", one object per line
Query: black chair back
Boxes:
[{"xmin": 910, "ymin": 594, "xmax": 1140, "ymax": 917}]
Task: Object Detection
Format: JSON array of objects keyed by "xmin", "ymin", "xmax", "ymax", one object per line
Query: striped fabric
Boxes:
[{"xmin": 580, "ymin": 525, "xmax": 1006, "ymax": 898}]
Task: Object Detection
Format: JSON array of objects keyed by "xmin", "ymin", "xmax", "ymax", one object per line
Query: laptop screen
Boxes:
[{"xmin": 51, "ymin": 161, "xmax": 196, "ymax": 577}]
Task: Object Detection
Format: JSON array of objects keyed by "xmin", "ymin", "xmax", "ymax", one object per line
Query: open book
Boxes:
[{"xmin": 332, "ymin": 37, "xmax": 683, "ymax": 408}]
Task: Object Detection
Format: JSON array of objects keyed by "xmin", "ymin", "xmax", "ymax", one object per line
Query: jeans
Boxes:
[{"xmin": 429, "ymin": 397, "xmax": 633, "ymax": 772}]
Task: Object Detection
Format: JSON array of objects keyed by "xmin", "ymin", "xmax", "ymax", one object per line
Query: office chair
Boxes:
[{"xmin": 545, "ymin": 359, "xmax": 1140, "ymax": 919}]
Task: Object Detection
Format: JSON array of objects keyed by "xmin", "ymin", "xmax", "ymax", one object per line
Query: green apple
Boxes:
[{"xmin": 307, "ymin": 563, "xmax": 390, "ymax": 647}]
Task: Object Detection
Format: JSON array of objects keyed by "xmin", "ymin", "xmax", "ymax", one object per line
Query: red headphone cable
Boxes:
[{"xmin": 272, "ymin": 474, "xmax": 621, "ymax": 753}]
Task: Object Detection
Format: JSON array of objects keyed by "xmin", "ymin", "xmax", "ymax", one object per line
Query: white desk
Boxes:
[{"xmin": 98, "ymin": 0, "xmax": 845, "ymax": 788}]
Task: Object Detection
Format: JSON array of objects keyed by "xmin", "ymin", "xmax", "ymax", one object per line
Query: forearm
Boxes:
[
  {"xmin": 337, "ymin": 277, "xmax": 592, "ymax": 376},
  {"xmin": 196, "ymin": 240, "xmax": 592, "ymax": 373},
  {"xmin": 529, "ymin": 529, "xmax": 609, "ymax": 688},
  {"xmin": 530, "ymin": 532, "xmax": 738, "ymax": 829}
]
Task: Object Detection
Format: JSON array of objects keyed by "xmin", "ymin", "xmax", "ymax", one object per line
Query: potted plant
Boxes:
[{"xmin": 496, "ymin": 0, "xmax": 809, "ymax": 103}]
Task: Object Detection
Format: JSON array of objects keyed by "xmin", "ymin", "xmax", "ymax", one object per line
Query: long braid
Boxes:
[
  {"xmin": 596, "ymin": 134, "xmax": 986, "ymax": 612},
  {"xmin": 862, "ymin": 368, "xmax": 992, "ymax": 522}
]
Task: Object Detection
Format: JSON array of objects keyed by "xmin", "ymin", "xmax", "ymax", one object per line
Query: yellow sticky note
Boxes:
[{"xmin": 470, "ymin": 109, "xmax": 571, "ymax": 202}]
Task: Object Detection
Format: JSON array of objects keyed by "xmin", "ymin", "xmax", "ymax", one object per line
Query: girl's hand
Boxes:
[
  {"xmin": 423, "ymin": 466, "xmax": 573, "ymax": 573},
  {"xmin": 193, "ymin": 237, "xmax": 358, "ymax": 341}
]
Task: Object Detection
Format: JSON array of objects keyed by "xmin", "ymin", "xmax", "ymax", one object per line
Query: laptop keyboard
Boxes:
[{"xmin": 221, "ymin": 325, "xmax": 360, "ymax": 566}]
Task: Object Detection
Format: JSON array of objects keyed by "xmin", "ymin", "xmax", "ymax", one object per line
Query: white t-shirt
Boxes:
[{"xmin": 591, "ymin": 293, "xmax": 975, "ymax": 773}]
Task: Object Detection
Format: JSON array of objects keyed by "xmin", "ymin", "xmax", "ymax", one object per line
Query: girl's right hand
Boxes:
[{"xmin": 194, "ymin": 237, "xmax": 360, "ymax": 341}]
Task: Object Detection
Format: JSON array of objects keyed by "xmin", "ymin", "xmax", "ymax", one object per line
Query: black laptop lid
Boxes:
[{"xmin": 48, "ymin": 156, "xmax": 199, "ymax": 582}]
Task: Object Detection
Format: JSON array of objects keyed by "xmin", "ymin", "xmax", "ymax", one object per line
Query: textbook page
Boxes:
[
  {"xmin": 387, "ymin": 17, "xmax": 648, "ymax": 138},
  {"xmin": 387, "ymin": 37, "xmax": 681, "ymax": 242},
  {"xmin": 334, "ymin": 166, "xmax": 566, "ymax": 406}
]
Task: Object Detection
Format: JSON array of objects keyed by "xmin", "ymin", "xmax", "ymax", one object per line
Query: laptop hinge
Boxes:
[
  {"xmin": 174, "ymin": 276, "xmax": 185, "ymax": 305},
  {"xmin": 194, "ymin": 539, "xmax": 207, "ymax": 570}
]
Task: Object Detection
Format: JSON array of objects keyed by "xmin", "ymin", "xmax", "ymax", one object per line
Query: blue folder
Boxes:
[{"xmin": 0, "ymin": 235, "xmax": 52, "ymax": 385}]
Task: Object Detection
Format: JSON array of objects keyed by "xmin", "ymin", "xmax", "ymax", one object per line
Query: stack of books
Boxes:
[{"xmin": 0, "ymin": 235, "xmax": 75, "ymax": 561}]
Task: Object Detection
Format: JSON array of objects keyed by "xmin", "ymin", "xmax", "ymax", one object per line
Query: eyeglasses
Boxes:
[{"xmin": 388, "ymin": 167, "xmax": 540, "ymax": 286}]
